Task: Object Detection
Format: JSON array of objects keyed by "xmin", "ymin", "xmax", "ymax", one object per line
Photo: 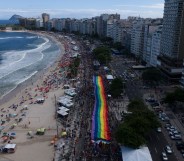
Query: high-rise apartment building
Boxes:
[
  {"xmin": 180, "ymin": 61, "xmax": 184, "ymax": 86},
  {"xmin": 143, "ymin": 19, "xmax": 163, "ymax": 66},
  {"xmin": 130, "ymin": 19, "xmax": 145, "ymax": 58},
  {"xmin": 106, "ymin": 19, "xmax": 122, "ymax": 43},
  {"xmin": 120, "ymin": 20, "xmax": 132, "ymax": 50},
  {"xmin": 150, "ymin": 26, "xmax": 162, "ymax": 67},
  {"xmin": 42, "ymin": 13, "xmax": 50, "ymax": 28},
  {"xmin": 159, "ymin": 0, "xmax": 184, "ymax": 79},
  {"xmin": 35, "ymin": 18, "xmax": 43, "ymax": 28}
]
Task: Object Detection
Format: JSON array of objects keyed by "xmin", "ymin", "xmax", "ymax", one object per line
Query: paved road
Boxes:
[
  {"xmin": 148, "ymin": 130, "xmax": 177, "ymax": 161},
  {"xmin": 74, "ymin": 41, "xmax": 94, "ymax": 160}
]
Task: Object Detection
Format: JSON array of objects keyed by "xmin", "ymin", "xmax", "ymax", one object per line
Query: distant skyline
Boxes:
[{"xmin": 0, "ymin": 0, "xmax": 164, "ymax": 19}]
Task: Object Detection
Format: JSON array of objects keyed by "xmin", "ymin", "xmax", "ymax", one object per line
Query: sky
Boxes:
[{"xmin": 0, "ymin": 0, "xmax": 164, "ymax": 19}]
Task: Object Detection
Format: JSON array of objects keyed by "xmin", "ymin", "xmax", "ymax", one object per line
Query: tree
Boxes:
[
  {"xmin": 51, "ymin": 27, "xmax": 57, "ymax": 32},
  {"xmin": 128, "ymin": 99, "xmax": 147, "ymax": 111},
  {"xmin": 91, "ymin": 33, "xmax": 99, "ymax": 39},
  {"xmin": 93, "ymin": 46, "xmax": 111, "ymax": 64},
  {"xmin": 115, "ymin": 124, "xmax": 146, "ymax": 149},
  {"xmin": 101, "ymin": 37, "xmax": 113, "ymax": 42},
  {"xmin": 142, "ymin": 68, "xmax": 162, "ymax": 84},
  {"xmin": 125, "ymin": 110, "xmax": 160, "ymax": 135},
  {"xmin": 113, "ymin": 42, "xmax": 124, "ymax": 51},
  {"xmin": 164, "ymin": 88, "xmax": 184, "ymax": 105},
  {"xmin": 115, "ymin": 99, "xmax": 160, "ymax": 148},
  {"xmin": 71, "ymin": 31, "xmax": 80, "ymax": 35},
  {"xmin": 109, "ymin": 78, "xmax": 124, "ymax": 98},
  {"xmin": 164, "ymin": 92, "xmax": 176, "ymax": 105}
]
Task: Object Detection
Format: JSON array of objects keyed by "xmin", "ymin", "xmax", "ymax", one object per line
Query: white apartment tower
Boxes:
[
  {"xmin": 143, "ymin": 19, "xmax": 163, "ymax": 66},
  {"xmin": 106, "ymin": 19, "xmax": 122, "ymax": 43},
  {"xmin": 130, "ymin": 19, "xmax": 145, "ymax": 58},
  {"xmin": 150, "ymin": 26, "xmax": 163, "ymax": 67}
]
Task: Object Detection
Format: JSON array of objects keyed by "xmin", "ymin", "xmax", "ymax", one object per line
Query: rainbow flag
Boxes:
[{"xmin": 91, "ymin": 76, "xmax": 110, "ymax": 141}]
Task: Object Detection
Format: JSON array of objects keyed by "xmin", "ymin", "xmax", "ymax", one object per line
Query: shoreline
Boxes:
[
  {"xmin": 0, "ymin": 31, "xmax": 64, "ymax": 106},
  {"xmin": 0, "ymin": 30, "xmax": 73, "ymax": 161}
]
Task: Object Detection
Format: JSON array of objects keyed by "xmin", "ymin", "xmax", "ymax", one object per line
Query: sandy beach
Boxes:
[{"xmin": 0, "ymin": 31, "xmax": 69, "ymax": 161}]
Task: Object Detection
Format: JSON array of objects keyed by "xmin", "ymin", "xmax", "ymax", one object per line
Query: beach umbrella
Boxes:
[
  {"xmin": 50, "ymin": 140, "xmax": 55, "ymax": 145},
  {"xmin": 61, "ymin": 131, "xmax": 67, "ymax": 137},
  {"xmin": 2, "ymin": 132, "xmax": 8, "ymax": 136},
  {"xmin": 2, "ymin": 136, "xmax": 8, "ymax": 141},
  {"xmin": 13, "ymin": 123, "xmax": 17, "ymax": 127},
  {"xmin": 24, "ymin": 105, "xmax": 28, "ymax": 109}
]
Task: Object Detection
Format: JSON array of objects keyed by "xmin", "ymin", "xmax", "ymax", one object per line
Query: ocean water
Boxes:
[
  {"xmin": 0, "ymin": 32, "xmax": 61, "ymax": 97},
  {"xmin": 0, "ymin": 20, "xmax": 19, "ymax": 25}
]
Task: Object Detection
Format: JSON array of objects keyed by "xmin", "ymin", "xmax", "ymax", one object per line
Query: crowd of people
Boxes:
[{"xmin": 52, "ymin": 37, "xmax": 124, "ymax": 161}]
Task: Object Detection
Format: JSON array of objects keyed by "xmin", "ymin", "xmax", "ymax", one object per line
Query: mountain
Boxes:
[{"xmin": 9, "ymin": 14, "xmax": 23, "ymax": 21}]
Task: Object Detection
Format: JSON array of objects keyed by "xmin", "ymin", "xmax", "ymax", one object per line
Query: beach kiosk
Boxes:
[
  {"xmin": 63, "ymin": 84, "xmax": 70, "ymax": 89},
  {"xmin": 36, "ymin": 98, "xmax": 45, "ymax": 104},
  {"xmin": 4, "ymin": 144, "xmax": 16, "ymax": 153},
  {"xmin": 36, "ymin": 128, "xmax": 46, "ymax": 135}
]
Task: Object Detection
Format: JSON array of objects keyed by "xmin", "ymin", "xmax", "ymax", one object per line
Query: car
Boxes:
[
  {"xmin": 169, "ymin": 128, "xmax": 177, "ymax": 132},
  {"xmin": 176, "ymin": 141, "xmax": 184, "ymax": 150},
  {"xmin": 143, "ymin": 86, "xmax": 150, "ymax": 89},
  {"xmin": 167, "ymin": 125, "xmax": 176, "ymax": 131},
  {"xmin": 177, "ymin": 145, "xmax": 184, "ymax": 150},
  {"xmin": 0, "ymin": 145, "xmax": 5, "ymax": 153},
  {"xmin": 155, "ymin": 108, "xmax": 163, "ymax": 113},
  {"xmin": 157, "ymin": 127, "xmax": 162, "ymax": 133},
  {"xmin": 165, "ymin": 145, "xmax": 173, "ymax": 154},
  {"xmin": 159, "ymin": 113, "xmax": 163, "ymax": 119},
  {"xmin": 171, "ymin": 134, "xmax": 182, "ymax": 140},
  {"xmin": 165, "ymin": 123, "xmax": 171, "ymax": 128},
  {"xmin": 145, "ymin": 97, "xmax": 155, "ymax": 102},
  {"xmin": 176, "ymin": 141, "xmax": 184, "ymax": 145},
  {"xmin": 162, "ymin": 152, "xmax": 168, "ymax": 160},
  {"xmin": 169, "ymin": 130, "xmax": 180, "ymax": 136},
  {"xmin": 180, "ymin": 149, "xmax": 184, "ymax": 155},
  {"xmin": 164, "ymin": 116, "xmax": 170, "ymax": 121},
  {"xmin": 150, "ymin": 102, "xmax": 160, "ymax": 107}
]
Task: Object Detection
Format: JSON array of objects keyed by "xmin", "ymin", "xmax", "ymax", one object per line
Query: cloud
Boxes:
[
  {"xmin": 114, "ymin": 3, "xmax": 164, "ymax": 9},
  {"xmin": 0, "ymin": 8, "xmax": 163, "ymax": 19}
]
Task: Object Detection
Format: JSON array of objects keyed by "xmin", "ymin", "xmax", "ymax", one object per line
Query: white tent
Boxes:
[
  {"xmin": 63, "ymin": 84, "xmax": 70, "ymax": 89},
  {"xmin": 58, "ymin": 98, "xmax": 72, "ymax": 103},
  {"xmin": 36, "ymin": 98, "xmax": 44, "ymax": 101},
  {"xmin": 4, "ymin": 143, "xmax": 17, "ymax": 153},
  {"xmin": 5, "ymin": 144, "xmax": 16, "ymax": 149},
  {"xmin": 104, "ymin": 66, "xmax": 109, "ymax": 70},
  {"xmin": 59, "ymin": 95, "xmax": 73, "ymax": 100},
  {"xmin": 73, "ymin": 46, "xmax": 79, "ymax": 51},
  {"xmin": 71, "ymin": 41, "xmax": 76, "ymax": 45},
  {"xmin": 57, "ymin": 99, "xmax": 73, "ymax": 108},
  {"xmin": 58, "ymin": 106, "xmax": 69, "ymax": 112},
  {"xmin": 64, "ymin": 88, "xmax": 76, "ymax": 97},
  {"xmin": 106, "ymin": 75, "xmax": 114, "ymax": 80},
  {"xmin": 57, "ymin": 110, "xmax": 68, "ymax": 116},
  {"xmin": 121, "ymin": 146, "xmax": 152, "ymax": 161}
]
